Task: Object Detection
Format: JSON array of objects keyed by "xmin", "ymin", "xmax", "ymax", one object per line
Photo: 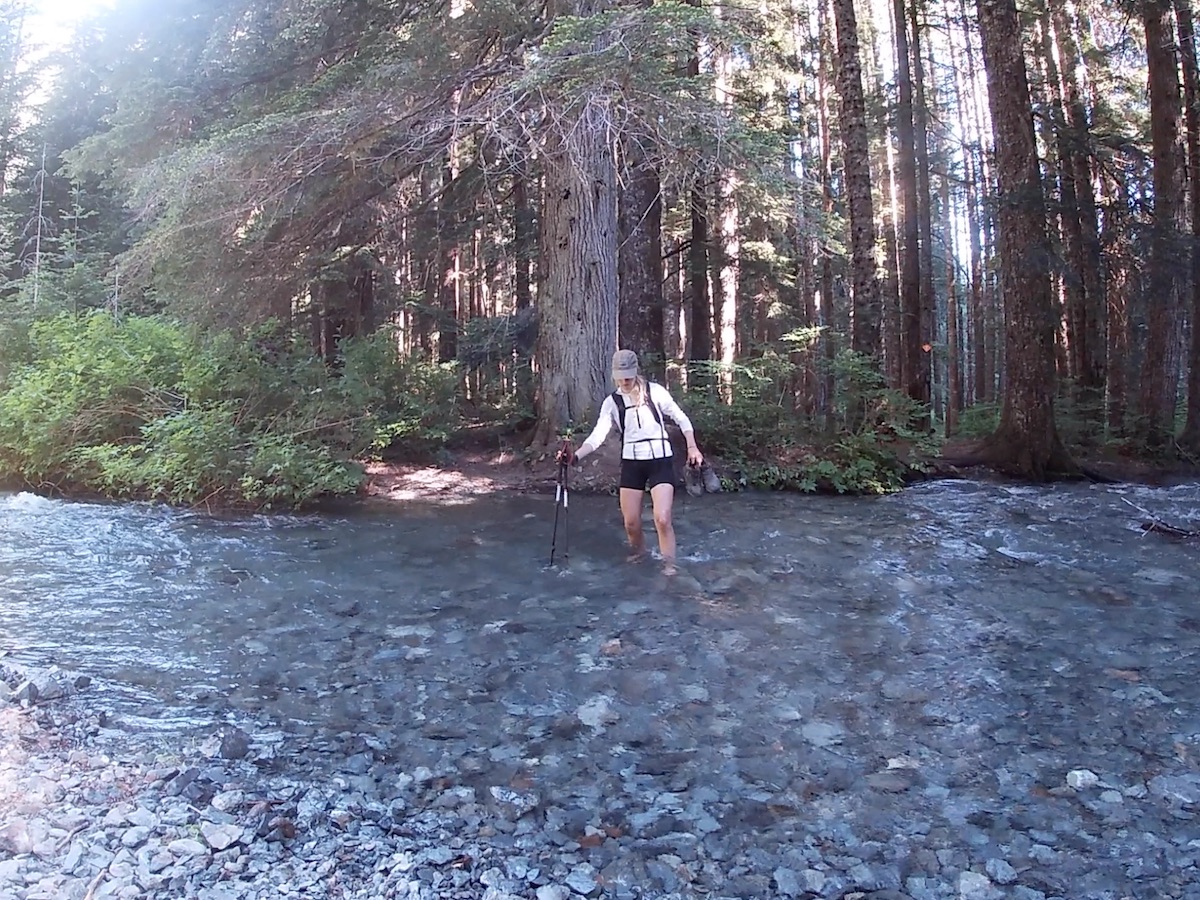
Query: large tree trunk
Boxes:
[
  {"xmin": 512, "ymin": 162, "xmax": 535, "ymax": 312},
  {"xmin": 1138, "ymin": 0, "xmax": 1185, "ymax": 448},
  {"xmin": 437, "ymin": 153, "xmax": 459, "ymax": 363},
  {"xmin": 1051, "ymin": 0, "xmax": 1105, "ymax": 398},
  {"xmin": 688, "ymin": 180, "xmax": 713, "ymax": 372},
  {"xmin": 911, "ymin": 0, "xmax": 935, "ymax": 420},
  {"xmin": 1104, "ymin": 174, "xmax": 1133, "ymax": 434},
  {"xmin": 618, "ymin": 139, "xmax": 665, "ymax": 375},
  {"xmin": 892, "ymin": 0, "xmax": 922, "ymax": 393},
  {"xmin": 533, "ymin": 96, "xmax": 619, "ymax": 446},
  {"xmin": 830, "ymin": 0, "xmax": 881, "ymax": 358},
  {"xmin": 963, "ymin": 0, "xmax": 1075, "ymax": 477},
  {"xmin": 1177, "ymin": 0, "xmax": 1200, "ymax": 450}
]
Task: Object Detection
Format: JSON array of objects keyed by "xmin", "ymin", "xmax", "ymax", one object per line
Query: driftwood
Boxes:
[{"xmin": 1122, "ymin": 497, "xmax": 1200, "ymax": 541}]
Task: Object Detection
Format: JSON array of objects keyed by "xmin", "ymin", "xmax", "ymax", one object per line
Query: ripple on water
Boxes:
[{"xmin": 1, "ymin": 482, "xmax": 1198, "ymax": 737}]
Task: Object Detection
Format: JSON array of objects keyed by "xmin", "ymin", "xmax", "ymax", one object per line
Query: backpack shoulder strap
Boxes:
[
  {"xmin": 644, "ymin": 383, "xmax": 665, "ymax": 427},
  {"xmin": 610, "ymin": 390, "xmax": 625, "ymax": 436}
]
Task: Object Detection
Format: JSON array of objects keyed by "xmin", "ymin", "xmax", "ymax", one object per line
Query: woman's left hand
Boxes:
[{"xmin": 687, "ymin": 447, "xmax": 704, "ymax": 467}]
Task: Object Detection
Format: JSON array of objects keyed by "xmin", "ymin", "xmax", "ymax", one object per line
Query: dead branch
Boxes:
[{"xmin": 1121, "ymin": 497, "xmax": 1200, "ymax": 541}]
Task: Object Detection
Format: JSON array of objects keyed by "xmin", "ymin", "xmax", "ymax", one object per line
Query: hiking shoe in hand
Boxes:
[
  {"xmin": 684, "ymin": 464, "xmax": 704, "ymax": 497},
  {"xmin": 701, "ymin": 462, "xmax": 721, "ymax": 493}
]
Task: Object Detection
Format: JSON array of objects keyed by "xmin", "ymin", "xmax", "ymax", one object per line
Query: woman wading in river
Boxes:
[{"xmin": 558, "ymin": 350, "xmax": 706, "ymax": 576}]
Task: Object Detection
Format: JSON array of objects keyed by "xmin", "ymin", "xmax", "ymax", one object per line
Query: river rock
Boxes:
[
  {"xmin": 958, "ymin": 870, "xmax": 1000, "ymax": 899},
  {"xmin": 201, "ymin": 822, "xmax": 243, "ymax": 850},
  {"xmin": 1066, "ymin": 769, "xmax": 1099, "ymax": 790},
  {"xmin": 168, "ymin": 838, "xmax": 208, "ymax": 857},
  {"xmin": 1149, "ymin": 774, "xmax": 1200, "ymax": 805}
]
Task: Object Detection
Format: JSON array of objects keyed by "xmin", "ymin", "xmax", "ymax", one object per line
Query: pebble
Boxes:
[
  {"xmin": 1066, "ymin": 769, "xmax": 1100, "ymax": 789},
  {"xmin": 985, "ymin": 858, "xmax": 1017, "ymax": 885}
]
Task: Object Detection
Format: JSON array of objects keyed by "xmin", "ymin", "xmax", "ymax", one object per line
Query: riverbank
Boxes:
[
  {"xmin": 3, "ymin": 659, "xmax": 605, "ymax": 900},
  {"xmin": 361, "ymin": 436, "xmax": 1198, "ymax": 505}
]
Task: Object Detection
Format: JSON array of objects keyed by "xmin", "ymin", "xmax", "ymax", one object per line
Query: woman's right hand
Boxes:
[{"xmin": 555, "ymin": 444, "xmax": 576, "ymax": 465}]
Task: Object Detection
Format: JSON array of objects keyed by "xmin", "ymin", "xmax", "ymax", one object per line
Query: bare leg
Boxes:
[
  {"xmin": 649, "ymin": 482, "xmax": 677, "ymax": 574},
  {"xmin": 619, "ymin": 488, "xmax": 646, "ymax": 561}
]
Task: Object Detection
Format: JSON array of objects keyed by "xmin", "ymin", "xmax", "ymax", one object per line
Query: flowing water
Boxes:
[{"xmin": 1, "ymin": 479, "xmax": 1196, "ymax": 737}]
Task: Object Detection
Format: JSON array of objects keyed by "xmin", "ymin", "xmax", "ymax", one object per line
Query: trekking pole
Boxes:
[
  {"xmin": 550, "ymin": 438, "xmax": 571, "ymax": 566},
  {"xmin": 561, "ymin": 443, "xmax": 570, "ymax": 563}
]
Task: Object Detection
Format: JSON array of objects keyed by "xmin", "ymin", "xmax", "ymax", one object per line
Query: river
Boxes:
[{"xmin": 1, "ymin": 479, "xmax": 1198, "ymax": 898}]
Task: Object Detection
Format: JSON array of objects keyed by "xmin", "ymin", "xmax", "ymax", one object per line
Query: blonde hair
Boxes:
[{"xmin": 616, "ymin": 374, "xmax": 647, "ymax": 407}]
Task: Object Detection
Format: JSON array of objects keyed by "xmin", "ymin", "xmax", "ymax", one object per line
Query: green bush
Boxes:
[
  {"xmin": 681, "ymin": 349, "xmax": 939, "ymax": 495},
  {"xmin": 338, "ymin": 332, "xmax": 461, "ymax": 455},
  {"xmin": 0, "ymin": 312, "xmax": 460, "ymax": 508}
]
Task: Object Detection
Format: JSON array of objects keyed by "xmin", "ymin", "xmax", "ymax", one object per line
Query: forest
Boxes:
[{"xmin": 0, "ymin": 0, "xmax": 1196, "ymax": 508}]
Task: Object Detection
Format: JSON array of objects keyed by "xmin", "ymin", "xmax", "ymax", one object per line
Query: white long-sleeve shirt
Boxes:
[{"xmin": 581, "ymin": 382, "xmax": 694, "ymax": 460}]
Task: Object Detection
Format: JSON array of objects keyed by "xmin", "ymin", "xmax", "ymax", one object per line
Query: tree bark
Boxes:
[
  {"xmin": 892, "ymin": 0, "xmax": 922, "ymax": 398},
  {"xmin": 965, "ymin": 0, "xmax": 1075, "ymax": 477},
  {"xmin": 830, "ymin": 0, "xmax": 881, "ymax": 359},
  {"xmin": 1176, "ymin": 0, "xmax": 1200, "ymax": 450},
  {"xmin": 533, "ymin": 96, "xmax": 619, "ymax": 445},
  {"xmin": 1139, "ymin": 0, "xmax": 1185, "ymax": 448},
  {"xmin": 618, "ymin": 139, "xmax": 665, "ymax": 375}
]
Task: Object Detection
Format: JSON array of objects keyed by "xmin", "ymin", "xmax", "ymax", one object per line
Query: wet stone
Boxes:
[
  {"xmin": 958, "ymin": 870, "xmax": 1000, "ymax": 899},
  {"xmin": 866, "ymin": 768, "xmax": 921, "ymax": 792},
  {"xmin": 1066, "ymin": 769, "xmax": 1100, "ymax": 790},
  {"xmin": 1150, "ymin": 774, "xmax": 1200, "ymax": 806}
]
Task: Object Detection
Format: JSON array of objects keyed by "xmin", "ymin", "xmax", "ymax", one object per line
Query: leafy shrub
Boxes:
[
  {"xmin": 682, "ymin": 349, "xmax": 939, "ymax": 495},
  {"xmin": 338, "ymin": 332, "xmax": 461, "ymax": 456},
  {"xmin": 0, "ymin": 312, "xmax": 460, "ymax": 508}
]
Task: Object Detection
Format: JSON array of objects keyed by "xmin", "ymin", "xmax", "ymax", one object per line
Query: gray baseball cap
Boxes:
[{"xmin": 612, "ymin": 349, "xmax": 638, "ymax": 379}]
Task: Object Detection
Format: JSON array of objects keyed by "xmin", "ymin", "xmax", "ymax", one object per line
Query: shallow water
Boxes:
[{"xmin": 1, "ymin": 479, "xmax": 1195, "ymax": 737}]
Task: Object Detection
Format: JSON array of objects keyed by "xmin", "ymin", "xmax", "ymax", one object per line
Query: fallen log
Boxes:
[
  {"xmin": 1139, "ymin": 520, "xmax": 1200, "ymax": 540},
  {"xmin": 1122, "ymin": 497, "xmax": 1200, "ymax": 541}
]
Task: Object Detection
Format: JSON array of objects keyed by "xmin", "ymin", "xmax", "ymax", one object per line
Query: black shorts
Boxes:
[{"xmin": 619, "ymin": 456, "xmax": 675, "ymax": 491}]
